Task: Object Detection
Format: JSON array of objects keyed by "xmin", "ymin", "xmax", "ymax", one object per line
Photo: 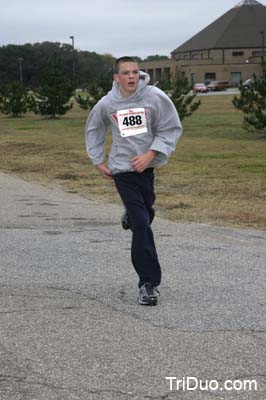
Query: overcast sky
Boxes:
[{"xmin": 1, "ymin": 0, "xmax": 265, "ymax": 58}]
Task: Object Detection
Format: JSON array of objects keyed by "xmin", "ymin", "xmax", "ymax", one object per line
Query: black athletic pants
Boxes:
[{"xmin": 113, "ymin": 169, "xmax": 161, "ymax": 288}]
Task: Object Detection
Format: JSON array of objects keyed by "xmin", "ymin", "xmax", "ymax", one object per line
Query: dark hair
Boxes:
[{"xmin": 114, "ymin": 56, "xmax": 138, "ymax": 73}]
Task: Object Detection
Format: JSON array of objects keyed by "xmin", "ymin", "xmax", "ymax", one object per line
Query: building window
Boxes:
[
  {"xmin": 179, "ymin": 54, "xmax": 189, "ymax": 59},
  {"xmin": 191, "ymin": 73, "xmax": 196, "ymax": 84},
  {"xmin": 155, "ymin": 68, "xmax": 162, "ymax": 82},
  {"xmin": 231, "ymin": 72, "xmax": 241, "ymax": 85},
  {"xmin": 148, "ymin": 69, "xmax": 154, "ymax": 83},
  {"xmin": 252, "ymin": 50, "xmax": 266, "ymax": 57},
  {"xmin": 232, "ymin": 51, "xmax": 244, "ymax": 56},
  {"xmin": 163, "ymin": 68, "xmax": 170, "ymax": 80},
  {"xmin": 205, "ymin": 73, "xmax": 216, "ymax": 84}
]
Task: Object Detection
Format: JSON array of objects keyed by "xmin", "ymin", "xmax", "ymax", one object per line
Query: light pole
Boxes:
[
  {"xmin": 259, "ymin": 30, "xmax": 266, "ymax": 74},
  {"xmin": 17, "ymin": 57, "xmax": 23, "ymax": 84},
  {"xmin": 69, "ymin": 35, "xmax": 75, "ymax": 92},
  {"xmin": 260, "ymin": 30, "xmax": 265, "ymax": 58}
]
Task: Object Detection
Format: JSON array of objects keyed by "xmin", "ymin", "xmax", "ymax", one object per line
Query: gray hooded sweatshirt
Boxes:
[{"xmin": 85, "ymin": 71, "xmax": 183, "ymax": 175}]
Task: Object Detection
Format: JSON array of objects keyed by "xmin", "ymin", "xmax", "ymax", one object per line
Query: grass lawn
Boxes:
[{"xmin": 0, "ymin": 95, "xmax": 266, "ymax": 230}]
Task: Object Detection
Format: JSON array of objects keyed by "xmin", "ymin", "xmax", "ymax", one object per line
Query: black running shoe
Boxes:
[
  {"xmin": 121, "ymin": 211, "xmax": 130, "ymax": 230},
  {"xmin": 138, "ymin": 283, "xmax": 159, "ymax": 306}
]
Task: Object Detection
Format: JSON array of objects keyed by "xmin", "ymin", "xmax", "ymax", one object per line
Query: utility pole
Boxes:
[
  {"xmin": 259, "ymin": 30, "xmax": 266, "ymax": 75},
  {"xmin": 17, "ymin": 57, "xmax": 23, "ymax": 84},
  {"xmin": 260, "ymin": 31, "xmax": 265, "ymax": 58},
  {"xmin": 69, "ymin": 36, "xmax": 75, "ymax": 92}
]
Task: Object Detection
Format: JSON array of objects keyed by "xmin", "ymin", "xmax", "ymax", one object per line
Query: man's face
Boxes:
[{"xmin": 114, "ymin": 62, "xmax": 140, "ymax": 97}]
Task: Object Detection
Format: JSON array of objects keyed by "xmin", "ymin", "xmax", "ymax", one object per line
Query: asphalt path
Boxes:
[{"xmin": 1, "ymin": 172, "xmax": 266, "ymax": 400}]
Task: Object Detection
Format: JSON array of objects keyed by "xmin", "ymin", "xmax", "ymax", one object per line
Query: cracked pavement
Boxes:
[{"xmin": 0, "ymin": 172, "xmax": 266, "ymax": 399}]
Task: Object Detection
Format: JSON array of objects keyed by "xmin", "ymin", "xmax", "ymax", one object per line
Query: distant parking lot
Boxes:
[{"xmin": 196, "ymin": 88, "xmax": 240, "ymax": 96}]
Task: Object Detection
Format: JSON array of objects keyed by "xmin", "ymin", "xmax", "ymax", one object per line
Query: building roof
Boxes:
[{"xmin": 172, "ymin": 0, "xmax": 266, "ymax": 53}]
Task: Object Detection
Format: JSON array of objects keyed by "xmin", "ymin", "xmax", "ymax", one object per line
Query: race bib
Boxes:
[{"xmin": 117, "ymin": 108, "xmax": 147, "ymax": 137}]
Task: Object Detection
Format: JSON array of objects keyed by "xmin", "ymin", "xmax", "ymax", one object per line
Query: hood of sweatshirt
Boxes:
[{"xmin": 107, "ymin": 70, "xmax": 150, "ymax": 102}]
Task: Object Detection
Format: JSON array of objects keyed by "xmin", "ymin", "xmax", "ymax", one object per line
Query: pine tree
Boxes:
[
  {"xmin": 28, "ymin": 54, "xmax": 73, "ymax": 118},
  {"xmin": 170, "ymin": 72, "xmax": 201, "ymax": 121},
  {"xmin": 75, "ymin": 84, "xmax": 104, "ymax": 110},
  {"xmin": 76, "ymin": 74, "xmax": 112, "ymax": 110},
  {"xmin": 0, "ymin": 81, "xmax": 28, "ymax": 117},
  {"xmin": 233, "ymin": 59, "xmax": 266, "ymax": 136}
]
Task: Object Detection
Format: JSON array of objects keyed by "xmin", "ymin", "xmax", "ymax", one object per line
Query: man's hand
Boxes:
[
  {"xmin": 131, "ymin": 150, "xmax": 158, "ymax": 173},
  {"xmin": 96, "ymin": 163, "xmax": 112, "ymax": 179}
]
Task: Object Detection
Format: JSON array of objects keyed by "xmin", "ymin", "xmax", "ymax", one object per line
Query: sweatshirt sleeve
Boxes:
[
  {"xmin": 85, "ymin": 100, "xmax": 111, "ymax": 165},
  {"xmin": 149, "ymin": 88, "xmax": 183, "ymax": 158}
]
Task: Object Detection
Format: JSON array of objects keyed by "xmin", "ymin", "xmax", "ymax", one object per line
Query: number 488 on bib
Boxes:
[
  {"xmin": 117, "ymin": 108, "xmax": 147, "ymax": 137},
  {"xmin": 123, "ymin": 115, "xmax": 142, "ymax": 127}
]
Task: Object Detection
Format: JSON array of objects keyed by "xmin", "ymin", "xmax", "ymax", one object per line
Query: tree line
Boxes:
[
  {"xmin": 0, "ymin": 42, "xmax": 169, "ymax": 89},
  {"xmin": 1, "ymin": 41, "xmax": 265, "ymax": 135},
  {"xmin": 0, "ymin": 42, "xmax": 200, "ymax": 120},
  {"xmin": 0, "ymin": 42, "xmax": 115, "ymax": 88}
]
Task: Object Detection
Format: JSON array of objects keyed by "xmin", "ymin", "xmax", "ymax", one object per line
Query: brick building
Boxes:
[{"xmin": 139, "ymin": 0, "xmax": 266, "ymax": 85}]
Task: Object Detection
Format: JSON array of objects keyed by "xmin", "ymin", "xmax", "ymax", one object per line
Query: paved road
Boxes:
[{"xmin": 1, "ymin": 172, "xmax": 266, "ymax": 399}]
